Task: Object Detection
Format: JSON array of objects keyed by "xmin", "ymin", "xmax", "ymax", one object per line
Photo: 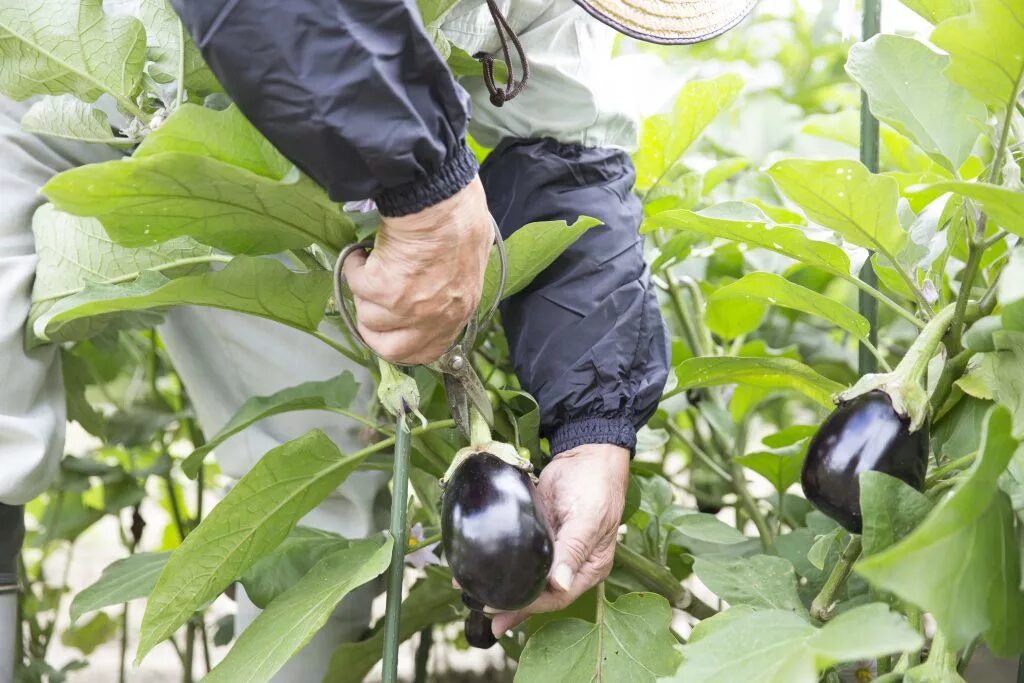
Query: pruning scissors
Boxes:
[{"xmin": 333, "ymin": 217, "xmax": 508, "ymax": 438}]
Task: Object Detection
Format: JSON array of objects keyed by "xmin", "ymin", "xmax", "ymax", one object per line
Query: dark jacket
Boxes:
[{"xmin": 172, "ymin": 0, "xmax": 669, "ymax": 455}]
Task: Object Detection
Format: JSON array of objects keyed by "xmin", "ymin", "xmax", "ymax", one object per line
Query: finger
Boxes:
[
  {"xmin": 359, "ymin": 325, "xmax": 450, "ymax": 365},
  {"xmin": 548, "ymin": 517, "xmax": 599, "ymax": 594},
  {"xmin": 352, "ymin": 297, "xmax": 405, "ymax": 333}
]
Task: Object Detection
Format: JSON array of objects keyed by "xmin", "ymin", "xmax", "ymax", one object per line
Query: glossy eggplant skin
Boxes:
[
  {"xmin": 801, "ymin": 391, "xmax": 928, "ymax": 534},
  {"xmin": 464, "ymin": 609, "xmax": 498, "ymax": 649},
  {"xmin": 441, "ymin": 452, "xmax": 554, "ymax": 611}
]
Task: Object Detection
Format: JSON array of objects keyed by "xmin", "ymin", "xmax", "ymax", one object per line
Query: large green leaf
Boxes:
[
  {"xmin": 514, "ymin": 592, "xmax": 680, "ymax": 683},
  {"xmin": 767, "ymin": 159, "xmax": 907, "ymax": 258},
  {"xmin": 633, "ymin": 74, "xmax": 743, "ymax": 191},
  {"xmin": 137, "ymin": 430, "xmax": 370, "ymax": 661},
  {"xmin": 137, "ymin": 0, "xmax": 220, "ymax": 97},
  {"xmin": 21, "ymin": 95, "xmax": 133, "ymax": 146},
  {"xmin": 693, "ymin": 555, "xmax": 805, "ymax": 613},
  {"xmin": 669, "ymin": 604, "xmax": 922, "ymax": 682},
  {"xmin": 182, "ymin": 373, "xmax": 360, "ymax": 478},
  {"xmin": 672, "ymin": 357, "xmax": 844, "ymax": 408},
  {"xmin": 897, "ymin": 0, "xmax": 969, "ymax": 24},
  {"xmin": 931, "ymin": 0, "xmax": 1024, "ymax": 110},
  {"xmin": 707, "ymin": 272, "xmax": 870, "ymax": 343},
  {"xmin": 735, "ymin": 444, "xmax": 806, "ymax": 495},
  {"xmin": 240, "ymin": 527, "xmax": 351, "ymax": 609},
  {"xmin": 205, "ymin": 536, "xmax": 392, "ymax": 683},
  {"xmin": 0, "ymin": 0, "xmax": 146, "ymax": 107},
  {"xmin": 480, "ymin": 217, "xmax": 601, "ymax": 311},
  {"xmin": 802, "ymin": 110, "xmax": 942, "ymax": 175},
  {"xmin": 35, "ymin": 257, "xmax": 331, "ymax": 343},
  {"xmin": 652, "ymin": 205, "xmax": 854, "ymax": 281},
  {"xmin": 859, "ymin": 471, "xmax": 933, "ymax": 558},
  {"xmin": 856, "ymin": 406, "xmax": 1024, "ymax": 655},
  {"xmin": 324, "ymin": 572, "xmax": 462, "ymax": 683},
  {"xmin": 29, "ymin": 204, "xmax": 213, "ymax": 336},
  {"xmin": 43, "ymin": 152, "xmax": 353, "ymax": 255},
  {"xmin": 986, "ymin": 332, "xmax": 1024, "ymax": 438},
  {"xmin": 908, "ymin": 181, "xmax": 1024, "ymax": 239},
  {"xmin": 133, "ymin": 104, "xmax": 291, "ymax": 180},
  {"xmin": 846, "ymin": 34, "xmax": 985, "ymax": 172},
  {"xmin": 70, "ymin": 552, "xmax": 169, "ymax": 623}
]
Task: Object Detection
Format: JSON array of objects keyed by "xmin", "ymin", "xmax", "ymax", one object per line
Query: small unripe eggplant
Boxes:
[
  {"xmin": 464, "ymin": 609, "xmax": 498, "ymax": 649},
  {"xmin": 441, "ymin": 452, "xmax": 554, "ymax": 611},
  {"xmin": 801, "ymin": 390, "xmax": 928, "ymax": 533}
]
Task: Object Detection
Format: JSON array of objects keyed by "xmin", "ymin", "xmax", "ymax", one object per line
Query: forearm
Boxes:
[{"xmin": 479, "ymin": 138, "xmax": 669, "ymax": 455}]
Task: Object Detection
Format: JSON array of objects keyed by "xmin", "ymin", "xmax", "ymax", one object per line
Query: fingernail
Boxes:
[{"xmin": 553, "ymin": 563, "xmax": 574, "ymax": 592}]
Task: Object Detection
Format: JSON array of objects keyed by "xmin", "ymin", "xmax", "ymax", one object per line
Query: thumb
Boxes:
[{"xmin": 549, "ymin": 517, "xmax": 596, "ymax": 593}]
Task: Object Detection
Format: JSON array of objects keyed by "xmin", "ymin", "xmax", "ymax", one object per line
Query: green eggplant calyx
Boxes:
[
  {"xmin": 440, "ymin": 441, "xmax": 533, "ymax": 486},
  {"xmin": 836, "ymin": 302, "xmax": 957, "ymax": 432},
  {"xmin": 377, "ymin": 359, "xmax": 426, "ymax": 428}
]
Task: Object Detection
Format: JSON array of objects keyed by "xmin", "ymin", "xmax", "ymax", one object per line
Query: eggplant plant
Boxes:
[{"xmin": 3, "ymin": 0, "xmax": 1024, "ymax": 681}]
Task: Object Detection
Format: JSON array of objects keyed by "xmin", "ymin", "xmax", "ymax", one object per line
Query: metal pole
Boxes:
[
  {"xmin": 381, "ymin": 417, "xmax": 412, "ymax": 683},
  {"xmin": 858, "ymin": 0, "xmax": 882, "ymax": 374}
]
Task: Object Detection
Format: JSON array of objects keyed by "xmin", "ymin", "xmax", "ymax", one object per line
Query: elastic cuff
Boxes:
[
  {"xmin": 373, "ymin": 142, "xmax": 479, "ymax": 217},
  {"xmin": 0, "ymin": 576, "xmax": 16, "ymax": 593},
  {"xmin": 548, "ymin": 417, "xmax": 636, "ymax": 456}
]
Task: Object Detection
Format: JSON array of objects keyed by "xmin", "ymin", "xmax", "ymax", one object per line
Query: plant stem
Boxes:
[
  {"xmin": 665, "ymin": 422, "xmax": 732, "ymax": 483},
  {"xmin": 926, "ymin": 452, "xmax": 977, "ymax": 488},
  {"xmin": 413, "ymin": 627, "xmax": 432, "ymax": 683},
  {"xmin": 119, "ymin": 604, "xmax": 129, "ymax": 683},
  {"xmin": 851, "ymin": 278, "xmax": 926, "ymax": 329},
  {"xmin": 810, "ymin": 536, "xmax": 862, "ymax": 621},
  {"xmin": 183, "ymin": 621, "xmax": 195, "ymax": 683},
  {"xmin": 613, "ymin": 544, "xmax": 716, "ymax": 618},
  {"xmin": 468, "ymin": 407, "xmax": 492, "ymax": 447},
  {"xmin": 949, "ymin": 241, "xmax": 984, "ymax": 351},
  {"xmin": 958, "ymin": 637, "xmax": 980, "ymax": 675},
  {"xmin": 731, "ymin": 464, "xmax": 774, "ymax": 551},
  {"xmin": 859, "ymin": 0, "xmax": 882, "ymax": 371},
  {"xmin": 381, "ymin": 417, "xmax": 412, "ymax": 683},
  {"xmin": 407, "ymin": 533, "xmax": 440, "ymax": 554},
  {"xmin": 896, "ymin": 303, "xmax": 958, "ymax": 388},
  {"xmin": 311, "ymin": 330, "xmax": 368, "ymax": 366},
  {"xmin": 928, "ymin": 348, "xmax": 974, "ymax": 414}
]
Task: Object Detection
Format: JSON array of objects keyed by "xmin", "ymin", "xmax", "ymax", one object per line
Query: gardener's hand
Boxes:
[
  {"xmin": 343, "ymin": 178, "xmax": 493, "ymax": 364},
  {"xmin": 489, "ymin": 444, "xmax": 630, "ymax": 637}
]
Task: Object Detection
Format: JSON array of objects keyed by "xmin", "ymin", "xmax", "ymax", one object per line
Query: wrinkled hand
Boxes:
[
  {"xmin": 343, "ymin": 177, "xmax": 493, "ymax": 364},
  {"xmin": 489, "ymin": 444, "xmax": 630, "ymax": 637}
]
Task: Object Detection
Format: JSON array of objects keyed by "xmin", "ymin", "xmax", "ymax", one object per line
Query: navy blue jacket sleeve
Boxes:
[
  {"xmin": 171, "ymin": 0, "xmax": 477, "ymax": 216},
  {"xmin": 479, "ymin": 138, "xmax": 670, "ymax": 456}
]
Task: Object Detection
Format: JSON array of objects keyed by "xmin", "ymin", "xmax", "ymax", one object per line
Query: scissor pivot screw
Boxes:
[{"xmin": 449, "ymin": 355, "xmax": 465, "ymax": 371}]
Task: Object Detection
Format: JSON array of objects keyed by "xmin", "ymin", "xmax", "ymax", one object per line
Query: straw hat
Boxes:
[{"xmin": 573, "ymin": 0, "xmax": 758, "ymax": 44}]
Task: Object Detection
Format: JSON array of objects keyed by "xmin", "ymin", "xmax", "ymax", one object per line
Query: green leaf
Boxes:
[
  {"xmin": 846, "ymin": 35, "xmax": 985, "ymax": 172},
  {"xmin": 28, "ymin": 204, "xmax": 213, "ymax": 337},
  {"xmin": 767, "ymin": 159, "xmax": 907, "ymax": 258},
  {"xmin": 859, "ymin": 471, "xmax": 933, "ymax": 557},
  {"xmin": 43, "ymin": 152, "xmax": 353, "ymax": 255},
  {"xmin": 137, "ymin": 430, "xmax": 370, "ymax": 661},
  {"xmin": 35, "ymin": 257, "xmax": 331, "ymax": 343},
  {"xmin": 182, "ymin": 373, "xmax": 360, "ymax": 478},
  {"xmin": 897, "ymin": 0, "xmax": 969, "ymax": 24},
  {"xmin": 735, "ymin": 444, "xmax": 806, "ymax": 495},
  {"xmin": 986, "ymin": 332, "xmax": 1024, "ymax": 438},
  {"xmin": 480, "ymin": 217, "xmax": 601, "ymax": 311},
  {"xmin": 856, "ymin": 406, "xmax": 1024, "ymax": 655},
  {"xmin": 633, "ymin": 74, "xmax": 743, "ymax": 191},
  {"xmin": 134, "ymin": 104, "xmax": 291, "ymax": 180},
  {"xmin": 514, "ymin": 593, "xmax": 680, "ymax": 683},
  {"xmin": 239, "ymin": 527, "xmax": 351, "ymax": 609},
  {"xmin": 652, "ymin": 206, "xmax": 855, "ymax": 282},
  {"xmin": 707, "ymin": 272, "xmax": 870, "ymax": 343},
  {"xmin": 137, "ymin": 0, "xmax": 220, "ymax": 97},
  {"xmin": 670, "ymin": 604, "xmax": 921, "ymax": 682},
  {"xmin": 693, "ymin": 555, "xmax": 805, "ymax": 612},
  {"xmin": 70, "ymin": 552, "xmax": 169, "ymax": 623},
  {"xmin": 807, "ymin": 528, "xmax": 843, "ymax": 571},
  {"xmin": 931, "ymin": 0, "xmax": 1024, "ymax": 110},
  {"xmin": 673, "ymin": 356, "xmax": 844, "ymax": 408},
  {"xmin": 908, "ymin": 181, "xmax": 1024, "ymax": 239},
  {"xmin": 324, "ymin": 572, "xmax": 462, "ymax": 683},
  {"xmin": 418, "ymin": 0, "xmax": 460, "ymax": 25},
  {"xmin": 205, "ymin": 536, "xmax": 392, "ymax": 683},
  {"xmin": 670, "ymin": 513, "xmax": 748, "ymax": 546},
  {"xmin": 61, "ymin": 611, "xmax": 118, "ymax": 655},
  {"xmin": 802, "ymin": 111, "xmax": 942, "ymax": 175},
  {"xmin": 0, "ymin": 0, "xmax": 146, "ymax": 106},
  {"xmin": 21, "ymin": 95, "xmax": 132, "ymax": 145}
]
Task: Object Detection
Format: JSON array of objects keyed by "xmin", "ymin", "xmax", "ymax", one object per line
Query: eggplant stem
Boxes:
[
  {"xmin": 809, "ymin": 536, "xmax": 862, "ymax": 622},
  {"xmin": 381, "ymin": 416, "xmax": 413, "ymax": 683}
]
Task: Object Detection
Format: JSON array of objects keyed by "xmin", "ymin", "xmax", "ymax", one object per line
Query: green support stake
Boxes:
[
  {"xmin": 381, "ymin": 415, "xmax": 412, "ymax": 683},
  {"xmin": 858, "ymin": 0, "xmax": 882, "ymax": 375}
]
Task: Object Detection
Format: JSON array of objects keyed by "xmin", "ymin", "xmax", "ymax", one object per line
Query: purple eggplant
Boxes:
[
  {"xmin": 464, "ymin": 609, "xmax": 498, "ymax": 649},
  {"xmin": 801, "ymin": 390, "xmax": 929, "ymax": 533},
  {"xmin": 441, "ymin": 452, "xmax": 553, "ymax": 611}
]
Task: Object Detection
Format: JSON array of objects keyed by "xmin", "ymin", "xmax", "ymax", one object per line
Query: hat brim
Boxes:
[{"xmin": 573, "ymin": 0, "xmax": 757, "ymax": 45}]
